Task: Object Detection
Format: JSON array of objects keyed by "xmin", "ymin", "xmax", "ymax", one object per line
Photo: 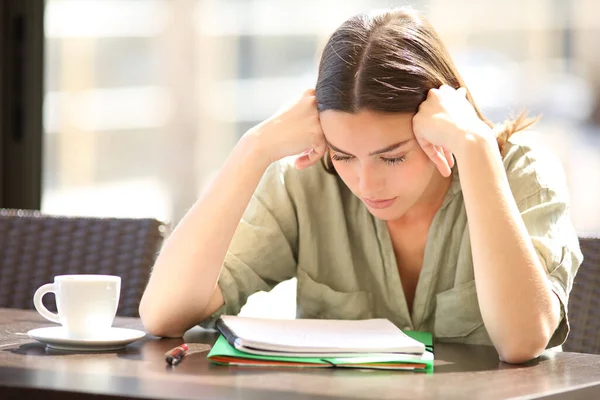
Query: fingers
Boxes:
[
  {"xmin": 419, "ymin": 140, "xmax": 451, "ymax": 178},
  {"xmin": 426, "ymin": 87, "xmax": 438, "ymax": 98},
  {"xmin": 295, "ymin": 138, "xmax": 326, "ymax": 170},
  {"xmin": 433, "ymin": 153, "xmax": 452, "ymax": 177},
  {"xmin": 427, "ymin": 84, "xmax": 461, "ymax": 103},
  {"xmin": 433, "ymin": 145, "xmax": 452, "ymax": 177},
  {"xmin": 311, "ymin": 140, "xmax": 326, "ymax": 160},
  {"xmin": 294, "ymin": 149, "xmax": 322, "ymax": 170},
  {"xmin": 439, "ymin": 84, "xmax": 468, "ymax": 101},
  {"xmin": 444, "ymin": 148, "xmax": 455, "ymax": 169},
  {"xmin": 294, "ymin": 153, "xmax": 313, "ymax": 170},
  {"xmin": 437, "ymin": 84, "xmax": 467, "ymax": 97},
  {"xmin": 430, "ymin": 151, "xmax": 451, "ymax": 177}
]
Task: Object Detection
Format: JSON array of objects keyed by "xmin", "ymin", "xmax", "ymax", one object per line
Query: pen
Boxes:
[{"xmin": 165, "ymin": 344, "xmax": 188, "ymax": 365}]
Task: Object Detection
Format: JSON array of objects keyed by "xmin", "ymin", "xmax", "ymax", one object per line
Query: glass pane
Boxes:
[{"xmin": 43, "ymin": 0, "xmax": 178, "ymax": 221}]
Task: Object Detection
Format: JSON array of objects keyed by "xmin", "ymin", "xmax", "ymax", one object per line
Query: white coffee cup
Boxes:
[{"xmin": 33, "ymin": 275, "xmax": 121, "ymax": 339}]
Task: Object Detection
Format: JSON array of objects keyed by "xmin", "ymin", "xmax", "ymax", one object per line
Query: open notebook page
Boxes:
[{"xmin": 217, "ymin": 316, "xmax": 425, "ymax": 355}]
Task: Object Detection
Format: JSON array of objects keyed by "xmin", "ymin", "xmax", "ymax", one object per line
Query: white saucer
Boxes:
[{"xmin": 27, "ymin": 326, "xmax": 147, "ymax": 351}]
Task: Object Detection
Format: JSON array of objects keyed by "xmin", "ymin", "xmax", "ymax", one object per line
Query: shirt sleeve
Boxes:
[
  {"xmin": 505, "ymin": 139, "xmax": 583, "ymax": 348},
  {"xmin": 199, "ymin": 161, "xmax": 299, "ymax": 328}
]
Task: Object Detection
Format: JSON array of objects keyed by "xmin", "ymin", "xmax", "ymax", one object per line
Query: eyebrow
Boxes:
[{"xmin": 327, "ymin": 139, "xmax": 412, "ymax": 156}]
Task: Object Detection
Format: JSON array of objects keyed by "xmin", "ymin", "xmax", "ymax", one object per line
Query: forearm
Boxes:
[
  {"xmin": 455, "ymin": 136, "xmax": 561, "ymax": 363},
  {"xmin": 139, "ymin": 133, "xmax": 271, "ymax": 336}
]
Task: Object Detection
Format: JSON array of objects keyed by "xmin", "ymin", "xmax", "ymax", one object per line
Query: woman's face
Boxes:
[{"xmin": 319, "ymin": 110, "xmax": 445, "ymax": 222}]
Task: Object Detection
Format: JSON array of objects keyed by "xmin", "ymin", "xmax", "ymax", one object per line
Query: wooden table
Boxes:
[{"xmin": 1, "ymin": 308, "xmax": 600, "ymax": 399}]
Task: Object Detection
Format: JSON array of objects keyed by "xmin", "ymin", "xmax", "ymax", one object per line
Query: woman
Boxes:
[{"xmin": 139, "ymin": 8, "xmax": 582, "ymax": 364}]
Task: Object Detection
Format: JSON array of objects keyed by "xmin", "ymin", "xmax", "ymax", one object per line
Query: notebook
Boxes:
[
  {"xmin": 208, "ymin": 316, "xmax": 434, "ymax": 371},
  {"xmin": 208, "ymin": 335, "xmax": 434, "ymax": 370},
  {"xmin": 215, "ymin": 315, "xmax": 426, "ymax": 355}
]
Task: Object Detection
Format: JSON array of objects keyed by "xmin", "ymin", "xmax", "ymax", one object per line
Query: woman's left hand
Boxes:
[{"xmin": 412, "ymin": 84, "xmax": 494, "ymax": 177}]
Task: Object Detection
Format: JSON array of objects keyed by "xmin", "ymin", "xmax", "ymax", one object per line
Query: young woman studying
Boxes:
[{"xmin": 139, "ymin": 8, "xmax": 582, "ymax": 364}]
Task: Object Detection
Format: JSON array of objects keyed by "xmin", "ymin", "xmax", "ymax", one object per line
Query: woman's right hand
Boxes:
[{"xmin": 246, "ymin": 88, "xmax": 327, "ymax": 170}]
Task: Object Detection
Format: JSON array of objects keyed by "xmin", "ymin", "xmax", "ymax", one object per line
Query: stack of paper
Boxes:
[{"xmin": 207, "ymin": 316, "xmax": 434, "ymax": 371}]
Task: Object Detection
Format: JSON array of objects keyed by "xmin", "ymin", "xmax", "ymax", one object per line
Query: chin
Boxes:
[{"xmin": 366, "ymin": 204, "xmax": 407, "ymax": 221}]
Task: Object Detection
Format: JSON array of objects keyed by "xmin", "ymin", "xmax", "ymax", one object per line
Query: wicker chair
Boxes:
[
  {"xmin": 563, "ymin": 237, "xmax": 600, "ymax": 354},
  {"xmin": 0, "ymin": 209, "xmax": 167, "ymax": 317}
]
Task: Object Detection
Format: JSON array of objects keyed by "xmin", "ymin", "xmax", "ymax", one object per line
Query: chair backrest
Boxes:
[
  {"xmin": 0, "ymin": 209, "xmax": 167, "ymax": 317},
  {"xmin": 563, "ymin": 237, "xmax": 600, "ymax": 354}
]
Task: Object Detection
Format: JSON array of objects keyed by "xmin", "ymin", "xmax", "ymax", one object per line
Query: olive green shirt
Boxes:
[{"xmin": 202, "ymin": 133, "xmax": 582, "ymax": 347}]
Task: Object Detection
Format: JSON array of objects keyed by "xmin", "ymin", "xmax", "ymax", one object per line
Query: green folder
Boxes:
[
  {"xmin": 404, "ymin": 330, "xmax": 434, "ymax": 353},
  {"xmin": 208, "ymin": 332, "xmax": 434, "ymax": 371}
]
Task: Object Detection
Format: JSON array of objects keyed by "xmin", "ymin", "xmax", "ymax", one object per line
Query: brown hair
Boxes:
[{"xmin": 315, "ymin": 8, "xmax": 538, "ymax": 172}]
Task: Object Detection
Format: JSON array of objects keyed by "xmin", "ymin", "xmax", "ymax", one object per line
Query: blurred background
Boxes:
[{"xmin": 40, "ymin": 0, "xmax": 600, "ymax": 317}]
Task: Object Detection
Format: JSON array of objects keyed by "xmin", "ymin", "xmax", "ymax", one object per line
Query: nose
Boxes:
[{"xmin": 357, "ymin": 162, "xmax": 385, "ymax": 196}]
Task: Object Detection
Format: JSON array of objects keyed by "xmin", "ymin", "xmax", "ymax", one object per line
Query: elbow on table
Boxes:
[
  {"xmin": 496, "ymin": 332, "xmax": 551, "ymax": 364},
  {"xmin": 498, "ymin": 347, "xmax": 541, "ymax": 365},
  {"xmin": 139, "ymin": 302, "xmax": 186, "ymax": 338}
]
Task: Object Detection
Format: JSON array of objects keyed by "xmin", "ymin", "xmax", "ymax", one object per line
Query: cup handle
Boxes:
[{"xmin": 33, "ymin": 283, "xmax": 60, "ymax": 323}]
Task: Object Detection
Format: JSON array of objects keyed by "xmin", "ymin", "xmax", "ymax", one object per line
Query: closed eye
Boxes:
[
  {"xmin": 331, "ymin": 154, "xmax": 353, "ymax": 163},
  {"xmin": 331, "ymin": 154, "xmax": 406, "ymax": 165},
  {"xmin": 381, "ymin": 156, "xmax": 406, "ymax": 165}
]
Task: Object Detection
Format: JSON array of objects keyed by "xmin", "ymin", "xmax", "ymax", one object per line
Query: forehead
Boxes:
[
  {"xmin": 320, "ymin": 110, "xmax": 414, "ymax": 136},
  {"xmin": 319, "ymin": 110, "xmax": 415, "ymax": 148}
]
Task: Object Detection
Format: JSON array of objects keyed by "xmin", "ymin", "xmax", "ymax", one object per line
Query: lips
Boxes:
[{"xmin": 362, "ymin": 197, "xmax": 397, "ymax": 209}]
